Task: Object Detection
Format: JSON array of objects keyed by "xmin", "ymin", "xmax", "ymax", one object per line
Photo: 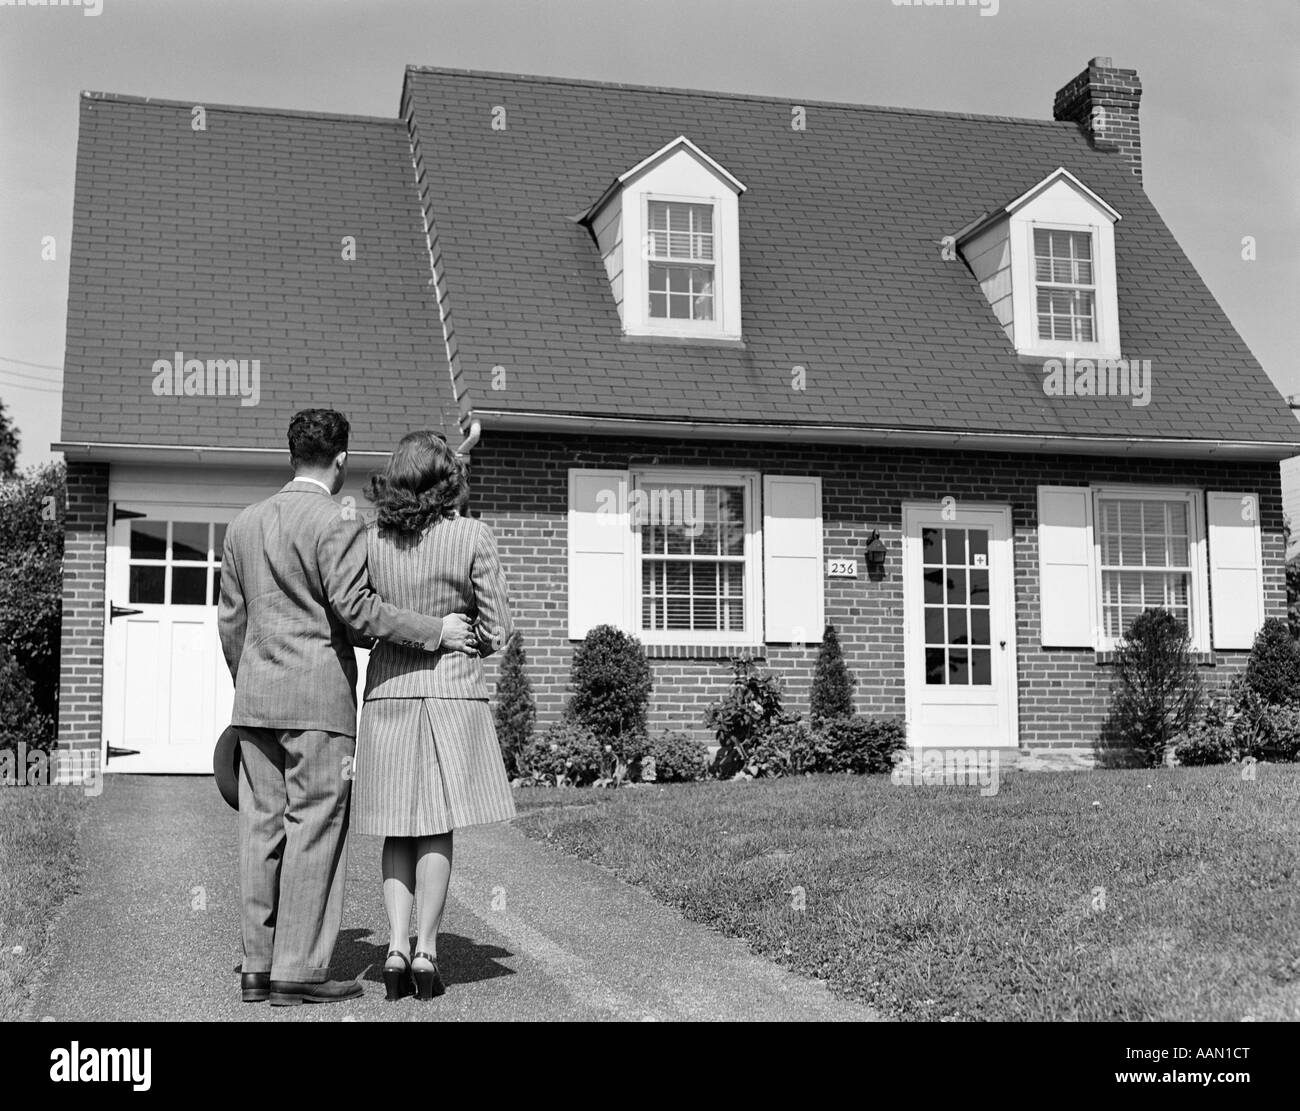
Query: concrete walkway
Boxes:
[{"xmin": 29, "ymin": 776, "xmax": 878, "ymax": 1022}]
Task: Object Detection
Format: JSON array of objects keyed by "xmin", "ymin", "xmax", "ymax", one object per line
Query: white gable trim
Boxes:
[{"xmin": 956, "ymin": 166, "xmax": 1122, "ymax": 244}]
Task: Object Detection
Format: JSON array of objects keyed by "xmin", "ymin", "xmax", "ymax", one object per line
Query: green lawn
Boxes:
[
  {"xmin": 514, "ymin": 765, "xmax": 1300, "ymax": 1021},
  {"xmin": 0, "ymin": 786, "xmax": 86, "ymax": 1021}
]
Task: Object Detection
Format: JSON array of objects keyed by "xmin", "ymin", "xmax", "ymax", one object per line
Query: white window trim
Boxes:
[
  {"xmin": 637, "ymin": 192, "xmax": 727, "ymax": 338},
  {"xmin": 1008, "ymin": 211, "xmax": 1120, "ymax": 359},
  {"xmin": 1031, "ymin": 223, "xmax": 1098, "ymax": 347},
  {"xmin": 1090, "ymin": 484, "xmax": 1211, "ymax": 653},
  {"xmin": 629, "ymin": 466, "xmax": 762, "ymax": 645}
]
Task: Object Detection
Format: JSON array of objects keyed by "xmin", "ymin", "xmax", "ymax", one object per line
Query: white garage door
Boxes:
[
  {"xmin": 103, "ymin": 505, "xmax": 239, "ymax": 773},
  {"xmin": 102, "ymin": 469, "xmax": 376, "ymax": 774}
]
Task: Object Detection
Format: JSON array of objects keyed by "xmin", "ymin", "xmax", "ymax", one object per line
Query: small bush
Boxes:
[
  {"xmin": 729, "ymin": 716, "xmax": 908, "ymax": 778},
  {"xmin": 493, "ymin": 632, "xmax": 535, "ymax": 778},
  {"xmin": 0, "ymin": 645, "xmax": 50, "ymax": 754},
  {"xmin": 704, "ymin": 658, "xmax": 793, "ymax": 777},
  {"xmin": 1102, "ymin": 608, "xmax": 1202, "ymax": 768},
  {"xmin": 1241, "ymin": 618, "xmax": 1300, "ymax": 707},
  {"xmin": 1173, "ymin": 689, "xmax": 1238, "ymax": 766},
  {"xmin": 0, "ymin": 463, "xmax": 65, "ymax": 734},
  {"xmin": 809, "ymin": 624, "xmax": 854, "ymax": 724},
  {"xmin": 567, "ymin": 625, "xmax": 652, "ymax": 761},
  {"xmin": 816, "ymin": 715, "xmax": 908, "ymax": 774},
  {"xmin": 516, "ymin": 720, "xmax": 603, "ymax": 787},
  {"xmin": 633, "ymin": 730, "xmax": 707, "ymax": 783},
  {"xmin": 1234, "ymin": 686, "xmax": 1300, "ymax": 763}
]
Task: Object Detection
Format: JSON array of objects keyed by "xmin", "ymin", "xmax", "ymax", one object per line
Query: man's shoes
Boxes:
[
  {"xmin": 241, "ymin": 972, "xmax": 270, "ymax": 1003},
  {"xmin": 268, "ymin": 978, "xmax": 364, "ymax": 1006}
]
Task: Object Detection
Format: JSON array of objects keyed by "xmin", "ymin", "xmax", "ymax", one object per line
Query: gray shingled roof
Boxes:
[
  {"xmin": 59, "ymin": 70, "xmax": 1299, "ymax": 454},
  {"xmin": 403, "ymin": 67, "xmax": 1299, "ymax": 446},
  {"xmin": 60, "ymin": 93, "xmax": 456, "ymax": 452}
]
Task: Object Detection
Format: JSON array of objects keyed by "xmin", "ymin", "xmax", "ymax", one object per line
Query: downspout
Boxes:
[{"xmin": 455, "ymin": 418, "xmax": 481, "ymax": 457}]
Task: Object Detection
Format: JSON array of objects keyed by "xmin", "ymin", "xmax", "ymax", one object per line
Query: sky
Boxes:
[{"xmin": 1, "ymin": 0, "xmax": 1297, "ymax": 468}]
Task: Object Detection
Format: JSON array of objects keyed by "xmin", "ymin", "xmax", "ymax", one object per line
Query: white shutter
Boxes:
[
  {"xmin": 567, "ymin": 469, "xmax": 632, "ymax": 640},
  {"xmin": 1037, "ymin": 485, "xmax": 1097, "ymax": 648},
  {"xmin": 1207, "ymin": 491, "xmax": 1265, "ymax": 650},
  {"xmin": 762, "ymin": 475, "xmax": 823, "ymax": 644}
]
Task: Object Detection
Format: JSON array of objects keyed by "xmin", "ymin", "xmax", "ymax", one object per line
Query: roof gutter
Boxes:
[
  {"xmin": 467, "ymin": 410, "xmax": 1300, "ymax": 462},
  {"xmin": 51, "ymin": 442, "xmax": 396, "ymax": 468}
]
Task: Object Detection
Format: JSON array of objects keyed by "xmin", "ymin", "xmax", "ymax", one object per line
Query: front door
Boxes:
[
  {"xmin": 902, "ymin": 502, "xmax": 1018, "ymax": 748},
  {"xmin": 103, "ymin": 506, "xmax": 238, "ymax": 773}
]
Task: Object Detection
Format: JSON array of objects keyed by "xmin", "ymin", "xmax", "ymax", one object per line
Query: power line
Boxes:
[
  {"xmin": 0, "ymin": 363, "xmax": 63, "ymax": 385},
  {"xmin": 0, "ymin": 354, "xmax": 63, "ymax": 372},
  {"xmin": 0, "ymin": 373, "xmax": 62, "ymax": 394}
]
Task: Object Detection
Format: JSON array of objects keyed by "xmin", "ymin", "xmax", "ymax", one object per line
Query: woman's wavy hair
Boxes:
[{"xmin": 365, "ymin": 430, "xmax": 468, "ymax": 536}]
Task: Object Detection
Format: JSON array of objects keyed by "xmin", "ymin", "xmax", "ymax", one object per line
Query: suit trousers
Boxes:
[{"xmin": 238, "ymin": 727, "xmax": 356, "ymax": 982}]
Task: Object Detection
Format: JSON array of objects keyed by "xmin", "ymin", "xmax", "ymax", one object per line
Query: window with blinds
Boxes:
[
  {"xmin": 647, "ymin": 201, "xmax": 715, "ymax": 321},
  {"xmin": 1096, "ymin": 496, "xmax": 1193, "ymax": 639},
  {"xmin": 639, "ymin": 480, "xmax": 745, "ymax": 633},
  {"xmin": 1034, "ymin": 228, "xmax": 1095, "ymax": 343}
]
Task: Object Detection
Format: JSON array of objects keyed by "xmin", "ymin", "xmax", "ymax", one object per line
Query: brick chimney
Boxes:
[{"xmin": 1053, "ymin": 57, "xmax": 1143, "ymax": 183}]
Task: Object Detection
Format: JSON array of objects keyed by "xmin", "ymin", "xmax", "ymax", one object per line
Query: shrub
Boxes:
[
  {"xmin": 704, "ymin": 658, "xmax": 793, "ymax": 777},
  {"xmin": 1102, "ymin": 608, "xmax": 1202, "ymax": 768},
  {"xmin": 493, "ymin": 632, "xmax": 535, "ymax": 778},
  {"xmin": 1241, "ymin": 618, "xmax": 1300, "ymax": 707},
  {"xmin": 516, "ymin": 720, "xmax": 603, "ymax": 787},
  {"xmin": 0, "ymin": 645, "xmax": 50, "ymax": 753},
  {"xmin": 1173, "ymin": 688, "xmax": 1238, "ymax": 766},
  {"xmin": 1288, "ymin": 554, "xmax": 1300, "ymax": 639},
  {"xmin": 1234, "ymin": 686, "xmax": 1300, "ymax": 763},
  {"xmin": 567, "ymin": 625, "xmax": 652, "ymax": 761},
  {"xmin": 809, "ymin": 624, "xmax": 854, "ymax": 724},
  {"xmin": 0, "ymin": 463, "xmax": 64, "ymax": 735},
  {"xmin": 633, "ymin": 730, "xmax": 707, "ymax": 783},
  {"xmin": 717, "ymin": 721, "xmax": 815, "ymax": 779},
  {"xmin": 816, "ymin": 715, "xmax": 908, "ymax": 774}
]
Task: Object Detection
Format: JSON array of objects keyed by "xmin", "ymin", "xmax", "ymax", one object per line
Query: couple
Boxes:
[{"xmin": 217, "ymin": 408, "xmax": 515, "ymax": 1006}]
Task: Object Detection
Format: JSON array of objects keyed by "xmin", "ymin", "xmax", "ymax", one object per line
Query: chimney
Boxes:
[{"xmin": 1053, "ymin": 57, "xmax": 1143, "ymax": 184}]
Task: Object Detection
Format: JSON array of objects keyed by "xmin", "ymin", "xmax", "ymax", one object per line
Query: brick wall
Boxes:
[
  {"xmin": 57, "ymin": 461, "xmax": 109, "ymax": 760},
  {"xmin": 1054, "ymin": 57, "xmax": 1144, "ymax": 182},
  {"xmin": 469, "ymin": 432, "xmax": 1283, "ymax": 762}
]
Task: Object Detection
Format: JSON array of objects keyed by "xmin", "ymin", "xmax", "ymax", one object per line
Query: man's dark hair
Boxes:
[{"xmin": 288, "ymin": 409, "xmax": 350, "ymax": 467}]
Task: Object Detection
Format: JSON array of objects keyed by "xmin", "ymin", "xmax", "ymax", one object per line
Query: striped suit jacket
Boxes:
[
  {"xmin": 363, "ymin": 514, "xmax": 514, "ymax": 700},
  {"xmin": 218, "ymin": 479, "xmax": 445, "ymax": 736}
]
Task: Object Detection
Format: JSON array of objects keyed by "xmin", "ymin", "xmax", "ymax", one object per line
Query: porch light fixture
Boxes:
[{"xmin": 864, "ymin": 530, "xmax": 888, "ymax": 570}]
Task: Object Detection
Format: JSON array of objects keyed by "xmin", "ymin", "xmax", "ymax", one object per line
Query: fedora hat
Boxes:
[{"xmin": 214, "ymin": 725, "xmax": 242, "ymax": 810}]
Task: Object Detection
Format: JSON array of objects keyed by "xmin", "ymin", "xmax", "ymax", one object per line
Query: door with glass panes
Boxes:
[
  {"xmin": 901, "ymin": 503, "xmax": 1018, "ymax": 747},
  {"xmin": 102, "ymin": 505, "xmax": 238, "ymax": 772}
]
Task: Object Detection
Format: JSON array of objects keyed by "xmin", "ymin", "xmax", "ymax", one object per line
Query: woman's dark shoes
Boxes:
[
  {"xmin": 241, "ymin": 972, "xmax": 270, "ymax": 1003},
  {"xmin": 268, "ymin": 978, "xmax": 363, "ymax": 1006},
  {"xmin": 383, "ymin": 949, "xmax": 414, "ymax": 1002},
  {"xmin": 411, "ymin": 951, "xmax": 445, "ymax": 1000}
]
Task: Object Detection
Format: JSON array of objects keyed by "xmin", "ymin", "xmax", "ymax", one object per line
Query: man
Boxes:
[{"xmin": 218, "ymin": 409, "xmax": 477, "ymax": 1006}]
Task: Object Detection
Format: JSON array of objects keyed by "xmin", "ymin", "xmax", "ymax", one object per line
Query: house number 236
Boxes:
[{"xmin": 826, "ymin": 559, "xmax": 858, "ymax": 578}]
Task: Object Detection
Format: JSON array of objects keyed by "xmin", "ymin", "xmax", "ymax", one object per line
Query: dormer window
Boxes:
[
  {"xmin": 647, "ymin": 201, "xmax": 715, "ymax": 321},
  {"xmin": 957, "ymin": 168, "xmax": 1121, "ymax": 360},
  {"xmin": 583, "ymin": 137, "xmax": 744, "ymax": 341},
  {"xmin": 1034, "ymin": 228, "xmax": 1095, "ymax": 342}
]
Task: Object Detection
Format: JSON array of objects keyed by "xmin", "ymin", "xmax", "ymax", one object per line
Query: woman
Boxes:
[{"xmin": 353, "ymin": 430, "xmax": 516, "ymax": 1001}]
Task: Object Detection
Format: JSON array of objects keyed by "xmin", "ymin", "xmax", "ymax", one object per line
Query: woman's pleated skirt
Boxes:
[{"xmin": 353, "ymin": 696, "xmax": 517, "ymax": 837}]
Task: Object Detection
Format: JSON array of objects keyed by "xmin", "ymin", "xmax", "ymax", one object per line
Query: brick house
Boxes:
[{"xmin": 55, "ymin": 59, "xmax": 1298, "ymax": 773}]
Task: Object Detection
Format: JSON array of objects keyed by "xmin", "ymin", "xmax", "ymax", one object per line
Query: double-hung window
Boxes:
[
  {"xmin": 646, "ymin": 201, "xmax": 715, "ymax": 322},
  {"xmin": 1093, "ymin": 487, "xmax": 1206, "ymax": 649},
  {"xmin": 633, "ymin": 469, "xmax": 758, "ymax": 643},
  {"xmin": 1034, "ymin": 227, "xmax": 1096, "ymax": 343}
]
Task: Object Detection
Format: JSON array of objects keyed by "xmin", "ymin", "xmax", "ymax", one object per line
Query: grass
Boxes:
[
  {"xmin": 514, "ymin": 765, "xmax": 1300, "ymax": 1021},
  {"xmin": 0, "ymin": 785, "xmax": 86, "ymax": 1020}
]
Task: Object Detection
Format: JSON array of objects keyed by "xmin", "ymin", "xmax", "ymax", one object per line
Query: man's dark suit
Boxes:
[{"xmin": 218, "ymin": 478, "xmax": 444, "ymax": 982}]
